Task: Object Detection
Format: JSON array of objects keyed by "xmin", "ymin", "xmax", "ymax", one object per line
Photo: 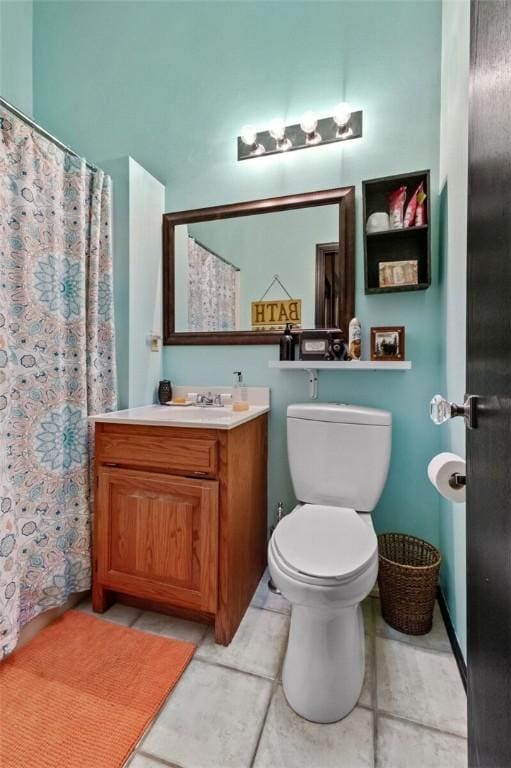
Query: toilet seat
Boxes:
[{"xmin": 271, "ymin": 504, "xmax": 377, "ymax": 586}]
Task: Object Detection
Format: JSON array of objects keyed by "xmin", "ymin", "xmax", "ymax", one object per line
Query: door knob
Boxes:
[{"xmin": 430, "ymin": 394, "xmax": 478, "ymax": 429}]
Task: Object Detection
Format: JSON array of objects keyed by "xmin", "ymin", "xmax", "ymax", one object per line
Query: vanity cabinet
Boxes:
[{"xmin": 92, "ymin": 416, "xmax": 268, "ymax": 645}]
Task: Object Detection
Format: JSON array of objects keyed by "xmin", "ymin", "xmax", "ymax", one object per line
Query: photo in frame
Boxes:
[{"xmin": 370, "ymin": 326, "xmax": 405, "ymax": 361}]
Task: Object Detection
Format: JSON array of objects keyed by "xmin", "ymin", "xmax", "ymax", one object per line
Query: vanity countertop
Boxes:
[{"xmin": 90, "ymin": 403, "xmax": 270, "ymax": 430}]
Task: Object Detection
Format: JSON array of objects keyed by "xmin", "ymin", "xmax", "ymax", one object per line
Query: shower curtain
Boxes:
[
  {"xmin": 188, "ymin": 237, "xmax": 239, "ymax": 331},
  {"xmin": 0, "ymin": 108, "xmax": 117, "ymax": 656}
]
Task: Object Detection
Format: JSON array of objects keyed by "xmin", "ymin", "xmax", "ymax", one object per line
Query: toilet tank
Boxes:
[{"xmin": 287, "ymin": 403, "xmax": 392, "ymax": 512}]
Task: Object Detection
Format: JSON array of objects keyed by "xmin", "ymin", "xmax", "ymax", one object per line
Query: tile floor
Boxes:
[{"xmin": 78, "ymin": 571, "xmax": 467, "ymax": 768}]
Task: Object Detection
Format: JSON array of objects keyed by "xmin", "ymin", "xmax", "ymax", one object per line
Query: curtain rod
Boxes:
[
  {"xmin": 190, "ymin": 236, "xmax": 240, "ymax": 271},
  {"xmin": 0, "ymin": 95, "xmax": 99, "ymax": 173}
]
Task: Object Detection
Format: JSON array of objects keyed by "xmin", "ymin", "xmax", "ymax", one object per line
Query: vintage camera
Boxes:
[{"xmin": 298, "ymin": 328, "xmax": 347, "ymax": 361}]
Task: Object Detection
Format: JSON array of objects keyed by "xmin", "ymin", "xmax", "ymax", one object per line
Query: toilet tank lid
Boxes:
[{"xmin": 287, "ymin": 403, "xmax": 391, "ymax": 426}]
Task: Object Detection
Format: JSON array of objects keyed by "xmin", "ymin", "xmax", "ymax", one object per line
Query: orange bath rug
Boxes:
[{"xmin": 0, "ymin": 609, "xmax": 195, "ymax": 768}]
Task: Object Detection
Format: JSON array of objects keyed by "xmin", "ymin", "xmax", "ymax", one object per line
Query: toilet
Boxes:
[{"xmin": 268, "ymin": 403, "xmax": 392, "ymax": 723}]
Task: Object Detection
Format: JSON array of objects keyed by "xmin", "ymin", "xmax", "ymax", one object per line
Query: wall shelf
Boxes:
[
  {"xmin": 269, "ymin": 359, "xmax": 412, "ymax": 398},
  {"xmin": 269, "ymin": 360, "xmax": 412, "ymax": 370},
  {"xmin": 362, "ymin": 170, "xmax": 431, "ymax": 294}
]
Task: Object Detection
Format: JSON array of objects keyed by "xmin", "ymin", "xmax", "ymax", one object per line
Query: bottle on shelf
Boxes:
[
  {"xmin": 348, "ymin": 318, "xmax": 362, "ymax": 360},
  {"xmin": 279, "ymin": 323, "xmax": 295, "ymax": 361}
]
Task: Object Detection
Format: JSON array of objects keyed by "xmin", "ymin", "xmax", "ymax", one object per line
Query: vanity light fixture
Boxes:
[{"xmin": 237, "ymin": 102, "xmax": 363, "ymax": 161}]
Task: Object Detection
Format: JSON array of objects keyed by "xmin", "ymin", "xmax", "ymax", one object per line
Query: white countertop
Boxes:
[{"xmin": 90, "ymin": 403, "xmax": 270, "ymax": 430}]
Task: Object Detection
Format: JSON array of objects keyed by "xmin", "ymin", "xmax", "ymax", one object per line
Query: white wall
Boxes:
[
  {"xmin": 439, "ymin": 0, "xmax": 470, "ymax": 657},
  {"xmin": 128, "ymin": 158, "xmax": 165, "ymax": 406},
  {"xmin": 103, "ymin": 156, "xmax": 165, "ymax": 409}
]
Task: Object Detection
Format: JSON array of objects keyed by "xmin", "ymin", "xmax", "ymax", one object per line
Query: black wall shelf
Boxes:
[{"xmin": 362, "ymin": 170, "xmax": 431, "ymax": 294}]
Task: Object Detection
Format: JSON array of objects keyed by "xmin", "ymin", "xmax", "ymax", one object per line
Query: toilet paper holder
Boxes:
[
  {"xmin": 449, "ymin": 472, "xmax": 466, "ymax": 490},
  {"xmin": 428, "ymin": 452, "xmax": 466, "ymax": 503}
]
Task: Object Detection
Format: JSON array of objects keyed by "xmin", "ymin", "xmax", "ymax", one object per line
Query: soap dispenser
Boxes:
[
  {"xmin": 232, "ymin": 371, "xmax": 249, "ymax": 411},
  {"xmin": 233, "ymin": 370, "xmax": 243, "ymax": 402}
]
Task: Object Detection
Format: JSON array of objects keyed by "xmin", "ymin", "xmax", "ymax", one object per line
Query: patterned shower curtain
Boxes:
[
  {"xmin": 188, "ymin": 237, "xmax": 239, "ymax": 331},
  {"xmin": 0, "ymin": 108, "xmax": 117, "ymax": 656}
]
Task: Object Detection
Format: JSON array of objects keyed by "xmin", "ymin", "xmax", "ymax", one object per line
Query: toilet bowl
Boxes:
[{"xmin": 269, "ymin": 403, "xmax": 392, "ymax": 723}]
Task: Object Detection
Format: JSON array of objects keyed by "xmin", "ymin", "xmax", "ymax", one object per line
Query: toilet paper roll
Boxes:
[{"xmin": 427, "ymin": 452, "xmax": 466, "ymax": 503}]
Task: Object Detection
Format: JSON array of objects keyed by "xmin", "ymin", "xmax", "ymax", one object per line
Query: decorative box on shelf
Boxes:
[{"xmin": 362, "ymin": 170, "xmax": 431, "ymax": 294}]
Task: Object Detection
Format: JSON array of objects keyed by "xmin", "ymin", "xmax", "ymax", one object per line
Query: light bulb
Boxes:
[
  {"xmin": 300, "ymin": 111, "xmax": 318, "ymax": 135},
  {"xmin": 269, "ymin": 118, "xmax": 286, "ymax": 141},
  {"xmin": 333, "ymin": 102, "xmax": 352, "ymax": 128},
  {"xmin": 240, "ymin": 124, "xmax": 257, "ymax": 146}
]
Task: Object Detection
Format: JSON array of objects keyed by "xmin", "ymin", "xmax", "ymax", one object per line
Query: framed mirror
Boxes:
[{"xmin": 163, "ymin": 187, "xmax": 355, "ymax": 345}]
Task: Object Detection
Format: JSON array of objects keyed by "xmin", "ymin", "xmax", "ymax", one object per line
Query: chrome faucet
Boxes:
[
  {"xmin": 194, "ymin": 392, "xmax": 230, "ymax": 407},
  {"xmin": 195, "ymin": 392, "xmax": 215, "ymax": 406}
]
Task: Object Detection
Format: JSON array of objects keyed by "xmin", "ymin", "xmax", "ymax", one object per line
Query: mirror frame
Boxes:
[{"xmin": 162, "ymin": 186, "xmax": 355, "ymax": 345}]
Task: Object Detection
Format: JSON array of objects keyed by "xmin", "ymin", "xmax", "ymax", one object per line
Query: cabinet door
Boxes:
[{"xmin": 95, "ymin": 468, "xmax": 218, "ymax": 613}]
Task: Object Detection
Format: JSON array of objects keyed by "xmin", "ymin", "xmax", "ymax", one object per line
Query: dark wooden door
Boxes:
[{"xmin": 467, "ymin": 2, "xmax": 511, "ymax": 765}]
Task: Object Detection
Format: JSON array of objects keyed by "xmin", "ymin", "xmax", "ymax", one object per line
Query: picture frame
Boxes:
[
  {"xmin": 370, "ymin": 326, "xmax": 405, "ymax": 361},
  {"xmin": 378, "ymin": 259, "xmax": 418, "ymax": 288}
]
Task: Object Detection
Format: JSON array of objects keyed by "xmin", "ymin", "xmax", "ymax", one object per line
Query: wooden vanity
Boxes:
[{"xmin": 91, "ymin": 403, "xmax": 268, "ymax": 644}]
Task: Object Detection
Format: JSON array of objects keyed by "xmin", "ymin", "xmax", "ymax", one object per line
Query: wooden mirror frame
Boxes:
[{"xmin": 163, "ymin": 186, "xmax": 355, "ymax": 345}]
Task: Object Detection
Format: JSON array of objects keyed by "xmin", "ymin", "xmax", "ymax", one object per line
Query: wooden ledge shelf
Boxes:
[
  {"xmin": 269, "ymin": 359, "xmax": 412, "ymax": 398},
  {"xmin": 269, "ymin": 360, "xmax": 412, "ymax": 370}
]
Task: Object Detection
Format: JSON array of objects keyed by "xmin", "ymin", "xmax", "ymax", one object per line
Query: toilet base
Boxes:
[{"xmin": 282, "ymin": 602, "xmax": 365, "ymax": 723}]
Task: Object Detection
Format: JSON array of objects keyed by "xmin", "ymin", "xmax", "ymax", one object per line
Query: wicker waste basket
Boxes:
[{"xmin": 377, "ymin": 533, "xmax": 442, "ymax": 635}]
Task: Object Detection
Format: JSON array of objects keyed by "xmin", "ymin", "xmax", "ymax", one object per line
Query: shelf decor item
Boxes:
[
  {"xmin": 158, "ymin": 379, "xmax": 172, "ymax": 405},
  {"xmin": 366, "ymin": 212, "xmax": 390, "ymax": 234},
  {"xmin": 415, "ymin": 188, "xmax": 427, "ymax": 226},
  {"xmin": 279, "ymin": 323, "xmax": 296, "ymax": 361},
  {"xmin": 298, "ymin": 328, "xmax": 346, "ymax": 361},
  {"xmin": 389, "ymin": 186, "xmax": 407, "ymax": 229},
  {"xmin": 403, "ymin": 182, "xmax": 423, "ymax": 228},
  {"xmin": 363, "ymin": 170, "xmax": 431, "ymax": 294},
  {"xmin": 348, "ymin": 317, "xmax": 362, "ymax": 360},
  {"xmin": 370, "ymin": 326, "xmax": 405, "ymax": 361},
  {"xmin": 379, "ymin": 260, "xmax": 418, "ymax": 288}
]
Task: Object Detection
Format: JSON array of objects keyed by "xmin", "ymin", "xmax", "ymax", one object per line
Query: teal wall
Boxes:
[
  {"xmin": 438, "ymin": 0, "xmax": 470, "ymax": 658},
  {"xmin": 32, "ymin": 0, "xmax": 444, "ymax": 545},
  {"xmin": 0, "ymin": 0, "xmax": 33, "ymax": 115}
]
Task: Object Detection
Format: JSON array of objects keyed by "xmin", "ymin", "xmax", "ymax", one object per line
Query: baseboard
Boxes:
[
  {"xmin": 437, "ymin": 587, "xmax": 467, "ymax": 692},
  {"xmin": 14, "ymin": 591, "xmax": 87, "ymax": 653}
]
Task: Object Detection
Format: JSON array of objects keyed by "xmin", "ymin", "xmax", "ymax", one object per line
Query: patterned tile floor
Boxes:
[{"xmin": 78, "ymin": 571, "xmax": 467, "ymax": 768}]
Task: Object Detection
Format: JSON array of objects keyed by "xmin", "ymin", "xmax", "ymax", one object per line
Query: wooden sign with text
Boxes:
[{"xmin": 251, "ymin": 299, "xmax": 302, "ymax": 330}]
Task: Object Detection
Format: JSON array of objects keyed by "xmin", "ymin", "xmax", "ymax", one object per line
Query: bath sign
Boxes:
[{"xmin": 251, "ymin": 299, "xmax": 302, "ymax": 330}]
